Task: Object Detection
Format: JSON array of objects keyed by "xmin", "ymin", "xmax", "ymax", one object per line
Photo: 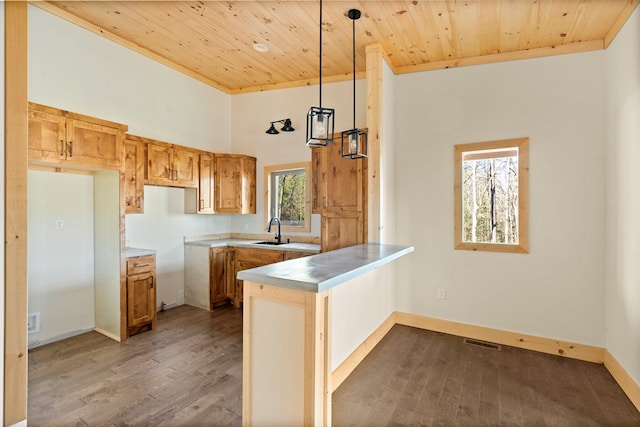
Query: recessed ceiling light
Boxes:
[{"xmin": 253, "ymin": 43, "xmax": 269, "ymax": 53}]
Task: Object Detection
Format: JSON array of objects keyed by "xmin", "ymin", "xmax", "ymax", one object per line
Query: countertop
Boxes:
[
  {"xmin": 237, "ymin": 243, "xmax": 414, "ymax": 293},
  {"xmin": 184, "ymin": 238, "xmax": 320, "ymax": 254},
  {"xmin": 124, "ymin": 247, "xmax": 157, "ymax": 258}
]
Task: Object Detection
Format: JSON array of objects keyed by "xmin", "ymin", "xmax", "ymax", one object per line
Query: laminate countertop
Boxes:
[
  {"xmin": 237, "ymin": 243, "xmax": 414, "ymax": 293},
  {"xmin": 124, "ymin": 247, "xmax": 157, "ymax": 258},
  {"xmin": 184, "ymin": 238, "xmax": 320, "ymax": 254}
]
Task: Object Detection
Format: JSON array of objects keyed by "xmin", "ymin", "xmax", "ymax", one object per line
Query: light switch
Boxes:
[{"xmin": 55, "ymin": 217, "xmax": 64, "ymax": 230}]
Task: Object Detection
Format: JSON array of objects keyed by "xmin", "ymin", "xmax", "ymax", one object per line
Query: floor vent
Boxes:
[{"xmin": 463, "ymin": 338, "xmax": 501, "ymax": 351}]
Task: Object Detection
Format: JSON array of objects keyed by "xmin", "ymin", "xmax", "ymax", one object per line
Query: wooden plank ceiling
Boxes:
[{"xmin": 36, "ymin": 0, "xmax": 638, "ymax": 94}]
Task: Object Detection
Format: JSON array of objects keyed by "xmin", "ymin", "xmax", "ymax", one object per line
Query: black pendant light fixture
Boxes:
[
  {"xmin": 266, "ymin": 118, "xmax": 295, "ymax": 134},
  {"xmin": 306, "ymin": 0, "xmax": 335, "ymax": 147},
  {"xmin": 341, "ymin": 9, "xmax": 368, "ymax": 159}
]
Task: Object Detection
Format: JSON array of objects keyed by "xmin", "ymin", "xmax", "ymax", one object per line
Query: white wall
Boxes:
[
  {"xmin": 604, "ymin": 6, "xmax": 640, "ymax": 385},
  {"xmin": 28, "ymin": 5, "xmax": 233, "ymax": 314},
  {"xmin": 230, "ymin": 80, "xmax": 366, "ymax": 236},
  {"xmin": 393, "ymin": 51, "xmax": 607, "ymax": 347},
  {"xmin": 27, "ymin": 171, "xmax": 95, "ymax": 346}
]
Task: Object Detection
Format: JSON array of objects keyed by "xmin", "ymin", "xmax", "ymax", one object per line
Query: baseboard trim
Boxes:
[
  {"xmin": 395, "ymin": 312, "xmax": 604, "ymax": 363},
  {"xmin": 604, "ymin": 350, "xmax": 640, "ymax": 412},
  {"xmin": 331, "ymin": 312, "xmax": 397, "ymax": 391}
]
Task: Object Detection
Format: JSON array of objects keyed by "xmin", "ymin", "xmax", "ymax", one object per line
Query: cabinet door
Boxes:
[
  {"xmin": 323, "ymin": 140, "xmax": 364, "ymax": 211},
  {"xmin": 234, "ymin": 248, "xmax": 284, "ymax": 307},
  {"xmin": 146, "ymin": 142, "xmax": 173, "ymax": 184},
  {"xmin": 66, "ymin": 119, "xmax": 123, "ymax": 168},
  {"xmin": 127, "ymin": 272, "xmax": 155, "ymax": 327},
  {"xmin": 210, "ymin": 247, "xmax": 233, "ymax": 308},
  {"xmin": 172, "ymin": 146, "xmax": 197, "ymax": 187},
  {"xmin": 215, "ymin": 155, "xmax": 242, "ymax": 213},
  {"xmin": 124, "ymin": 138, "xmax": 144, "ymax": 213},
  {"xmin": 321, "ymin": 211, "xmax": 364, "ymax": 252},
  {"xmin": 198, "ymin": 153, "xmax": 215, "ymax": 213},
  {"xmin": 28, "ymin": 109, "xmax": 66, "ymax": 162},
  {"xmin": 240, "ymin": 156, "xmax": 256, "ymax": 214}
]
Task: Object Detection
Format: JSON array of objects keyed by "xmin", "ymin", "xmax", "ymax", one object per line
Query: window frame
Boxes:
[
  {"xmin": 264, "ymin": 162, "xmax": 312, "ymax": 233},
  {"xmin": 454, "ymin": 137, "xmax": 529, "ymax": 254}
]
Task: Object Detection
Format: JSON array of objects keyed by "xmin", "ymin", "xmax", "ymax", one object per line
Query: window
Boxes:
[
  {"xmin": 264, "ymin": 162, "xmax": 311, "ymax": 232},
  {"xmin": 454, "ymin": 137, "xmax": 529, "ymax": 253}
]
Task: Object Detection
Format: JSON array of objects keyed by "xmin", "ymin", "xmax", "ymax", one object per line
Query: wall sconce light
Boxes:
[
  {"xmin": 266, "ymin": 118, "xmax": 295, "ymax": 134},
  {"xmin": 341, "ymin": 9, "xmax": 368, "ymax": 159},
  {"xmin": 306, "ymin": 0, "xmax": 335, "ymax": 147}
]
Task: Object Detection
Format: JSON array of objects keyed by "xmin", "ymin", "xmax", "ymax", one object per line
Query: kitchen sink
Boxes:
[{"xmin": 254, "ymin": 241, "xmax": 288, "ymax": 246}]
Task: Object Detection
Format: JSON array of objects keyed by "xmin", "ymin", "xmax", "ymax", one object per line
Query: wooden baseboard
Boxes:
[
  {"xmin": 395, "ymin": 312, "xmax": 604, "ymax": 363},
  {"xmin": 604, "ymin": 350, "xmax": 640, "ymax": 412},
  {"xmin": 331, "ymin": 312, "xmax": 397, "ymax": 391}
]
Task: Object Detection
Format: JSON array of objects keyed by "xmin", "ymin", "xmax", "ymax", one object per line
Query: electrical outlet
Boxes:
[
  {"xmin": 178, "ymin": 290, "xmax": 184, "ymax": 299},
  {"xmin": 55, "ymin": 217, "xmax": 64, "ymax": 230},
  {"xmin": 437, "ymin": 288, "xmax": 446, "ymax": 299}
]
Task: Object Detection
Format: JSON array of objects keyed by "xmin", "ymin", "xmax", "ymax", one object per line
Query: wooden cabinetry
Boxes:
[
  {"xmin": 233, "ymin": 248, "xmax": 284, "ymax": 307},
  {"xmin": 126, "ymin": 255, "xmax": 157, "ymax": 337},
  {"xmin": 123, "ymin": 135, "xmax": 145, "ymax": 213},
  {"xmin": 28, "ymin": 102, "xmax": 127, "ymax": 169},
  {"xmin": 185, "ymin": 152, "xmax": 216, "ymax": 214},
  {"xmin": 215, "ymin": 154, "xmax": 256, "ymax": 214},
  {"xmin": 145, "ymin": 139, "xmax": 197, "ymax": 188},
  {"xmin": 312, "ymin": 133, "xmax": 367, "ymax": 251},
  {"xmin": 284, "ymin": 250, "xmax": 313, "ymax": 261},
  {"xmin": 210, "ymin": 247, "xmax": 234, "ymax": 309}
]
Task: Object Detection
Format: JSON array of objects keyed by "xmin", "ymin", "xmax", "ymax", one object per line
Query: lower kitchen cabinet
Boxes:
[
  {"xmin": 233, "ymin": 248, "xmax": 285, "ymax": 308},
  {"xmin": 210, "ymin": 247, "xmax": 235, "ymax": 309},
  {"xmin": 126, "ymin": 254, "xmax": 157, "ymax": 337}
]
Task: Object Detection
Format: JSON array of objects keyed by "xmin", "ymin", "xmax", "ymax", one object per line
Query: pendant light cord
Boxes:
[
  {"xmin": 352, "ymin": 13, "xmax": 356, "ymax": 130},
  {"xmin": 319, "ymin": 0, "xmax": 323, "ymax": 110}
]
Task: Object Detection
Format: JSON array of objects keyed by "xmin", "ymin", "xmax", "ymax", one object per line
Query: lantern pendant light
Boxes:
[
  {"xmin": 306, "ymin": 0, "xmax": 335, "ymax": 147},
  {"xmin": 341, "ymin": 8, "xmax": 368, "ymax": 159}
]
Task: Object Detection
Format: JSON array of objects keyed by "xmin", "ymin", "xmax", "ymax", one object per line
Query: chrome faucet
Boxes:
[{"xmin": 268, "ymin": 217, "xmax": 282, "ymax": 244}]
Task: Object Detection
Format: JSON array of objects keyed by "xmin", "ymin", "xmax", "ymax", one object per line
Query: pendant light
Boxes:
[
  {"xmin": 306, "ymin": 0, "xmax": 335, "ymax": 147},
  {"xmin": 341, "ymin": 9, "xmax": 368, "ymax": 159}
]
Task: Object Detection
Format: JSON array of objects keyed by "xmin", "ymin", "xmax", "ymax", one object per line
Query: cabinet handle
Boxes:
[
  {"xmin": 200, "ymin": 199, "xmax": 204, "ymax": 209},
  {"xmin": 60, "ymin": 140, "xmax": 64, "ymax": 156},
  {"xmin": 136, "ymin": 196, "xmax": 141, "ymax": 208},
  {"xmin": 134, "ymin": 263, "xmax": 150, "ymax": 268},
  {"xmin": 149, "ymin": 277, "xmax": 154, "ymax": 289},
  {"xmin": 68, "ymin": 141, "xmax": 73, "ymax": 157},
  {"xmin": 323, "ymin": 196, "xmax": 326, "ymax": 208}
]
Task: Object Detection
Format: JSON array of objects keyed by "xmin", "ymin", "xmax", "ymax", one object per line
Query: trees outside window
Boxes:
[
  {"xmin": 264, "ymin": 162, "xmax": 311, "ymax": 232},
  {"xmin": 454, "ymin": 137, "xmax": 529, "ymax": 254}
]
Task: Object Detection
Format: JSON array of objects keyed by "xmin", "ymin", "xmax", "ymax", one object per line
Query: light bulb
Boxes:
[
  {"xmin": 313, "ymin": 114, "xmax": 327, "ymax": 139},
  {"xmin": 349, "ymin": 133, "xmax": 358, "ymax": 154}
]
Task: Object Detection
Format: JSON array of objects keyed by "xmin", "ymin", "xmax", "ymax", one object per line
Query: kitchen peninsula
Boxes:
[{"xmin": 238, "ymin": 243, "xmax": 414, "ymax": 426}]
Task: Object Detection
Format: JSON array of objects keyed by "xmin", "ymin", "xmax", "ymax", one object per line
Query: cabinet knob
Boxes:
[{"xmin": 149, "ymin": 277, "xmax": 154, "ymax": 289}]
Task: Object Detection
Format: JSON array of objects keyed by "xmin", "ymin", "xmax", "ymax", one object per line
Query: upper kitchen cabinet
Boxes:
[
  {"xmin": 214, "ymin": 154, "xmax": 256, "ymax": 214},
  {"xmin": 28, "ymin": 102, "xmax": 127, "ymax": 170},
  {"xmin": 312, "ymin": 139, "xmax": 366, "ymax": 214},
  {"xmin": 123, "ymin": 135, "xmax": 145, "ymax": 214},
  {"xmin": 185, "ymin": 152, "xmax": 215, "ymax": 214},
  {"xmin": 144, "ymin": 137, "xmax": 197, "ymax": 188}
]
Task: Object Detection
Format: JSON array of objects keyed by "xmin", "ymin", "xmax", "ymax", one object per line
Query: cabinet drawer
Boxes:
[
  {"xmin": 127, "ymin": 255, "xmax": 155, "ymax": 275},
  {"xmin": 235, "ymin": 248, "xmax": 284, "ymax": 265}
]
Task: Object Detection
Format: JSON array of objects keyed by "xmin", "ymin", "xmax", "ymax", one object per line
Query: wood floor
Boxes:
[{"xmin": 28, "ymin": 305, "xmax": 640, "ymax": 426}]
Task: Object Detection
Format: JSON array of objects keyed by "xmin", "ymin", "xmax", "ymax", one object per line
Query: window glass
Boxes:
[
  {"xmin": 264, "ymin": 162, "xmax": 311, "ymax": 232},
  {"xmin": 454, "ymin": 138, "xmax": 529, "ymax": 253}
]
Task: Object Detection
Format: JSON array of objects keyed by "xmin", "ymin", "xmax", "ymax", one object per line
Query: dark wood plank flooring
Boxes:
[
  {"xmin": 332, "ymin": 325, "xmax": 640, "ymax": 427},
  {"xmin": 28, "ymin": 305, "xmax": 640, "ymax": 426}
]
